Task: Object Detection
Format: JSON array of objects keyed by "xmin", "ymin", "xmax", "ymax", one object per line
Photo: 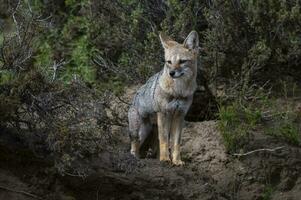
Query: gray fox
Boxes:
[{"xmin": 128, "ymin": 31, "xmax": 199, "ymax": 165}]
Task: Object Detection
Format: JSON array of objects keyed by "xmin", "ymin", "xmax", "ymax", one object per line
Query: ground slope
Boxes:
[{"xmin": 0, "ymin": 120, "xmax": 301, "ymax": 200}]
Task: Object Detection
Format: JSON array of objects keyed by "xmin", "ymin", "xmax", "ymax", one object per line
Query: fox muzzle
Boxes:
[{"xmin": 169, "ymin": 69, "xmax": 184, "ymax": 78}]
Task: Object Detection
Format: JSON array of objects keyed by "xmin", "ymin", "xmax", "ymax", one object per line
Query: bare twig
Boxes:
[
  {"xmin": 63, "ymin": 171, "xmax": 87, "ymax": 180},
  {"xmin": 26, "ymin": 0, "xmax": 33, "ymax": 14},
  {"xmin": 12, "ymin": 0, "xmax": 22, "ymax": 44},
  {"xmin": 52, "ymin": 59, "xmax": 68, "ymax": 82},
  {"xmin": 92, "ymin": 55, "xmax": 134, "ymax": 81},
  {"xmin": 116, "ymin": 95, "xmax": 131, "ymax": 106},
  {"xmin": 0, "ymin": 185, "xmax": 42, "ymax": 199},
  {"xmin": 233, "ymin": 146, "xmax": 285, "ymax": 157},
  {"xmin": 36, "ymin": 14, "xmax": 52, "ymax": 22}
]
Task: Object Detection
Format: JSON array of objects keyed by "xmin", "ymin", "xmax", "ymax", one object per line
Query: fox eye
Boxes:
[
  {"xmin": 179, "ymin": 59, "xmax": 189, "ymax": 64},
  {"xmin": 166, "ymin": 60, "xmax": 172, "ymax": 64}
]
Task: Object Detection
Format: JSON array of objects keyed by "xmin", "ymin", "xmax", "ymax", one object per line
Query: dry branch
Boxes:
[
  {"xmin": 0, "ymin": 185, "xmax": 42, "ymax": 199},
  {"xmin": 233, "ymin": 146, "xmax": 285, "ymax": 157}
]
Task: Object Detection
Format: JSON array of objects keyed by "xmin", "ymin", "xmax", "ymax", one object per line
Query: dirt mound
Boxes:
[
  {"xmin": 182, "ymin": 121, "xmax": 301, "ymax": 200},
  {"xmin": 1, "ymin": 120, "xmax": 301, "ymax": 200},
  {"xmin": 182, "ymin": 121, "xmax": 228, "ymax": 175}
]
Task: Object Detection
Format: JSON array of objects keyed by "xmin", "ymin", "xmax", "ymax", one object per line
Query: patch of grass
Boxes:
[
  {"xmin": 264, "ymin": 80, "xmax": 300, "ymax": 145},
  {"xmin": 218, "ymin": 83, "xmax": 301, "ymax": 153},
  {"xmin": 0, "ymin": 33, "xmax": 3, "ymax": 45},
  {"xmin": 266, "ymin": 117, "xmax": 300, "ymax": 145},
  {"xmin": 0, "ymin": 70, "xmax": 14, "ymax": 85},
  {"xmin": 95, "ymin": 78, "xmax": 124, "ymax": 95},
  {"xmin": 34, "ymin": 40, "xmax": 54, "ymax": 79},
  {"xmin": 262, "ymin": 185, "xmax": 274, "ymax": 200},
  {"xmin": 279, "ymin": 122, "xmax": 299, "ymax": 144},
  {"xmin": 0, "ymin": 33, "xmax": 3, "ymax": 68},
  {"xmin": 218, "ymin": 101, "xmax": 262, "ymax": 152}
]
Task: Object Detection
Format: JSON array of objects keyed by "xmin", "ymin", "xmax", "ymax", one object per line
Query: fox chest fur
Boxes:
[{"xmin": 131, "ymin": 68, "xmax": 196, "ymax": 119}]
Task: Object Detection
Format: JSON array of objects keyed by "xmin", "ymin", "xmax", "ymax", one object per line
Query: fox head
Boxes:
[{"xmin": 159, "ymin": 31, "xmax": 199, "ymax": 80}]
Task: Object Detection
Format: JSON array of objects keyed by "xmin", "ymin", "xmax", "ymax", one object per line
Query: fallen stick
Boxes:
[
  {"xmin": 0, "ymin": 185, "xmax": 42, "ymax": 199},
  {"xmin": 233, "ymin": 146, "xmax": 285, "ymax": 157}
]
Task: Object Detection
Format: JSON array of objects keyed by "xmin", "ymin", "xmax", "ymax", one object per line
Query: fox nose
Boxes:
[{"xmin": 169, "ymin": 70, "xmax": 176, "ymax": 77}]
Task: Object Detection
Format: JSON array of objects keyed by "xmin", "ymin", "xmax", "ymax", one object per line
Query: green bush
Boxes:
[{"xmin": 203, "ymin": 0, "xmax": 301, "ymax": 91}]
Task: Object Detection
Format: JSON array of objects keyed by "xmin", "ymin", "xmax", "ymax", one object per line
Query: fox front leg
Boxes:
[
  {"xmin": 157, "ymin": 112, "xmax": 171, "ymax": 162},
  {"xmin": 170, "ymin": 112, "xmax": 185, "ymax": 165}
]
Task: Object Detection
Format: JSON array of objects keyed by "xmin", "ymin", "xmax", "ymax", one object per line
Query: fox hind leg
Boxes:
[
  {"xmin": 130, "ymin": 120, "xmax": 152, "ymax": 158},
  {"xmin": 129, "ymin": 107, "xmax": 141, "ymax": 157},
  {"xmin": 129, "ymin": 107, "xmax": 153, "ymax": 158},
  {"xmin": 139, "ymin": 118, "xmax": 152, "ymax": 145}
]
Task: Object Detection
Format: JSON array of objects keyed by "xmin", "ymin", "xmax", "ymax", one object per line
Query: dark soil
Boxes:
[{"xmin": 0, "ymin": 121, "xmax": 301, "ymax": 200}]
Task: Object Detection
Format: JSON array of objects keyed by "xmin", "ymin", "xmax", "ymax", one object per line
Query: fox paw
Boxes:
[
  {"xmin": 160, "ymin": 156, "xmax": 171, "ymax": 162},
  {"xmin": 130, "ymin": 150, "xmax": 139, "ymax": 158},
  {"xmin": 172, "ymin": 159, "xmax": 185, "ymax": 166}
]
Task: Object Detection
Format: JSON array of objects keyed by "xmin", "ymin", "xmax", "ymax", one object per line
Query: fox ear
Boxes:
[
  {"xmin": 159, "ymin": 32, "xmax": 173, "ymax": 49},
  {"xmin": 183, "ymin": 31, "xmax": 199, "ymax": 50}
]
